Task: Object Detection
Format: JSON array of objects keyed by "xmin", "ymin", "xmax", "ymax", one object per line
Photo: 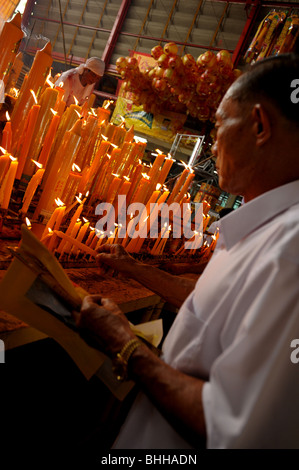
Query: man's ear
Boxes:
[{"xmin": 251, "ymin": 103, "xmax": 271, "ymax": 146}]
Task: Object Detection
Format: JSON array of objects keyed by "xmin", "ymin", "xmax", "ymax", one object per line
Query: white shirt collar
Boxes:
[{"xmin": 218, "ymin": 180, "xmax": 299, "ymax": 250}]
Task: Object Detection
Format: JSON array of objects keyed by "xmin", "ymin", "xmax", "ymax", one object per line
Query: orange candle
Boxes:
[
  {"xmin": 84, "ymin": 140, "xmax": 110, "ymax": 193},
  {"xmin": 0, "ymin": 150, "xmax": 11, "ymax": 185},
  {"xmin": 151, "ymin": 223, "xmax": 171, "ymax": 255},
  {"xmin": 20, "ymin": 161, "xmax": 45, "ymax": 214},
  {"xmin": 147, "ymin": 188, "xmax": 170, "ymax": 238},
  {"xmin": 16, "ymin": 103, "xmax": 41, "ymax": 179},
  {"xmin": 55, "ymin": 229, "xmax": 97, "ymax": 258},
  {"xmin": 167, "ymin": 167, "xmax": 189, "ymax": 205},
  {"xmin": 174, "ymin": 171, "xmax": 195, "ymax": 204},
  {"xmin": 148, "ymin": 152, "xmax": 166, "ymax": 179},
  {"xmin": 61, "ymin": 164, "xmax": 82, "ymax": 206},
  {"xmin": 120, "ymin": 143, "xmax": 139, "ymax": 178},
  {"xmin": 1, "ymin": 119, "xmax": 12, "ymax": 153},
  {"xmin": 157, "ymin": 155, "xmax": 174, "ymax": 186},
  {"xmin": 126, "ymin": 186, "xmax": 161, "ymax": 253},
  {"xmin": 105, "ymin": 174, "xmax": 122, "ymax": 205},
  {"xmin": 45, "ymin": 103, "xmax": 82, "ymax": 176},
  {"xmin": 91, "ymin": 157, "xmax": 109, "ymax": 201},
  {"xmin": 10, "ymin": 42, "xmax": 53, "ymax": 148},
  {"xmin": 76, "ymin": 165, "xmax": 90, "ymax": 195},
  {"xmin": 130, "ymin": 174, "xmax": 151, "ymax": 205},
  {"xmin": 65, "ymin": 199, "xmax": 84, "ymax": 236},
  {"xmin": 125, "ymin": 125, "xmax": 134, "ymax": 143},
  {"xmin": 126, "ymin": 162, "xmax": 143, "ymax": 204},
  {"xmin": 97, "ymin": 107, "xmax": 111, "ymax": 125},
  {"xmin": 0, "ymin": 156, "xmax": 18, "ymax": 209},
  {"xmin": 25, "ymin": 87, "xmax": 59, "ymax": 172},
  {"xmin": 85, "ymin": 226, "xmax": 96, "ymax": 246},
  {"xmin": 145, "ymin": 153, "xmax": 166, "ymax": 205},
  {"xmin": 38, "ymin": 111, "xmax": 61, "ymax": 167},
  {"xmin": 41, "ymin": 198, "xmax": 65, "ymax": 238},
  {"xmin": 114, "ymin": 177, "xmax": 131, "ymax": 223},
  {"xmin": 35, "ymin": 119, "xmax": 82, "ymax": 217},
  {"xmin": 71, "ymin": 218, "xmax": 90, "ymax": 255},
  {"xmin": 58, "ymin": 220, "xmax": 82, "ymax": 256},
  {"xmin": 0, "ymin": 13, "xmax": 24, "ymax": 85}
]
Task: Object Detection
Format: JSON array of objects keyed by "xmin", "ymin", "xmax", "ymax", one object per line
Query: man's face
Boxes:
[
  {"xmin": 212, "ymin": 92, "xmax": 258, "ymax": 200},
  {"xmin": 82, "ymin": 68, "xmax": 101, "ymax": 85}
]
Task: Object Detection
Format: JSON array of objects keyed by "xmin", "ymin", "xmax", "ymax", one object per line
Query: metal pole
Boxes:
[
  {"xmin": 85, "ymin": 0, "xmax": 109, "ymax": 59},
  {"xmin": 101, "ymin": 0, "xmax": 132, "ymax": 65},
  {"xmin": 159, "ymin": 0, "xmax": 178, "ymax": 44},
  {"xmin": 133, "ymin": 0, "xmax": 155, "ymax": 51}
]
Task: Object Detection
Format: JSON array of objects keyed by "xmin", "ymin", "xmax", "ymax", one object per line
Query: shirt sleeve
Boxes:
[{"xmin": 202, "ymin": 254, "xmax": 299, "ymax": 449}]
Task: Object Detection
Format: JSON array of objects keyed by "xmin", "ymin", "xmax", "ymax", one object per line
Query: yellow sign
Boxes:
[{"xmin": 112, "ymin": 52, "xmax": 186, "ymax": 142}]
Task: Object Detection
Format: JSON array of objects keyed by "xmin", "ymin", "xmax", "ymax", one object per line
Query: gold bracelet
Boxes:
[{"xmin": 113, "ymin": 339, "xmax": 142, "ymax": 382}]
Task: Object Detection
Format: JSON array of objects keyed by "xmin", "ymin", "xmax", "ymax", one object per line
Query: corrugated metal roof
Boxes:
[{"xmin": 25, "ymin": 0, "xmax": 249, "ymax": 70}]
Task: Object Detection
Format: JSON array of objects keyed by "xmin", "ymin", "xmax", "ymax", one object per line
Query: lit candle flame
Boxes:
[
  {"xmin": 180, "ymin": 160, "xmax": 188, "ymax": 169},
  {"xmin": 142, "ymin": 173, "xmax": 150, "ymax": 180},
  {"xmin": 32, "ymin": 160, "xmax": 43, "ymax": 169},
  {"xmin": 25, "ymin": 217, "xmax": 31, "ymax": 227},
  {"xmin": 11, "ymin": 87, "xmax": 19, "ymax": 97},
  {"xmin": 73, "ymin": 95, "xmax": 79, "ymax": 106},
  {"xmin": 0, "ymin": 146, "xmax": 7, "ymax": 154},
  {"xmin": 156, "ymin": 183, "xmax": 162, "ymax": 191},
  {"xmin": 48, "ymin": 227, "xmax": 53, "ymax": 233},
  {"xmin": 103, "ymin": 100, "xmax": 114, "ymax": 110},
  {"xmin": 83, "ymin": 217, "xmax": 89, "ymax": 223},
  {"xmin": 50, "ymin": 108, "xmax": 58, "ymax": 116},
  {"xmin": 110, "ymin": 143, "xmax": 118, "ymax": 148},
  {"xmin": 30, "ymin": 89, "xmax": 38, "ymax": 104},
  {"xmin": 155, "ymin": 149, "xmax": 163, "ymax": 154},
  {"xmin": 46, "ymin": 74, "xmax": 54, "ymax": 88},
  {"xmin": 90, "ymin": 108, "xmax": 97, "ymax": 116},
  {"xmin": 101, "ymin": 134, "xmax": 108, "ymax": 141},
  {"xmin": 72, "ymin": 163, "xmax": 81, "ymax": 172},
  {"xmin": 59, "ymin": 81, "xmax": 64, "ymax": 88},
  {"xmin": 5, "ymin": 112, "xmax": 10, "ymax": 121},
  {"xmin": 55, "ymin": 198, "xmax": 64, "ymax": 207},
  {"xmin": 74, "ymin": 109, "xmax": 81, "ymax": 118},
  {"xmin": 85, "ymin": 191, "xmax": 89, "ymax": 197},
  {"xmin": 123, "ymin": 176, "xmax": 130, "ymax": 181},
  {"xmin": 112, "ymin": 173, "xmax": 119, "ymax": 177},
  {"xmin": 134, "ymin": 135, "xmax": 147, "ymax": 143},
  {"xmin": 75, "ymin": 195, "xmax": 83, "ymax": 204},
  {"xmin": 9, "ymin": 156, "xmax": 17, "ymax": 162}
]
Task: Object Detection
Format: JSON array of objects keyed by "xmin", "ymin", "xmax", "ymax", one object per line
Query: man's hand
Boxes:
[
  {"xmin": 96, "ymin": 244, "xmax": 138, "ymax": 277},
  {"xmin": 76, "ymin": 295, "xmax": 136, "ymax": 356}
]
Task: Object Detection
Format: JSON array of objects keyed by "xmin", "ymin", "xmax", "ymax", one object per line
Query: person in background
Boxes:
[
  {"xmin": 76, "ymin": 53, "xmax": 299, "ymax": 449},
  {"xmin": 54, "ymin": 57, "xmax": 105, "ymax": 106}
]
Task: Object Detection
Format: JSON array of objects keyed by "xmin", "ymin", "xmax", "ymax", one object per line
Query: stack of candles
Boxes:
[{"xmin": 0, "ymin": 14, "xmax": 208, "ymax": 257}]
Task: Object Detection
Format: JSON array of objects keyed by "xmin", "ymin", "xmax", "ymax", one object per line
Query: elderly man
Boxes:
[
  {"xmin": 55, "ymin": 57, "xmax": 105, "ymax": 106},
  {"xmin": 76, "ymin": 53, "xmax": 299, "ymax": 449}
]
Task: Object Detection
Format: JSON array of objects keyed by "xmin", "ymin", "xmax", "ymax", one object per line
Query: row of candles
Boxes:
[{"xmin": 0, "ymin": 14, "xmax": 218, "ymax": 257}]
